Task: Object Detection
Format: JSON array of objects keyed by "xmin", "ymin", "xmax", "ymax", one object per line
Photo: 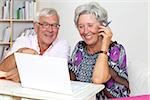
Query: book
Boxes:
[
  {"xmin": 24, "ymin": 0, "xmax": 36, "ymax": 20},
  {"xmin": 0, "ymin": 47, "xmax": 4, "ymax": 61},
  {"xmin": 2, "ymin": 0, "xmax": 10, "ymax": 19},
  {"xmin": 1, "ymin": 46, "xmax": 10, "ymax": 60},
  {"xmin": 2, "ymin": 26, "xmax": 11, "ymax": 42},
  {"xmin": 19, "ymin": 27, "xmax": 35, "ymax": 37},
  {"xmin": 33, "ymin": 0, "xmax": 37, "ymax": 19},
  {"xmin": 24, "ymin": 0, "xmax": 30, "ymax": 19}
]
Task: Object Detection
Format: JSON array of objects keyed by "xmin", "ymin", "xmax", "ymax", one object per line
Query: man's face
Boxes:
[{"xmin": 35, "ymin": 15, "xmax": 60, "ymax": 46}]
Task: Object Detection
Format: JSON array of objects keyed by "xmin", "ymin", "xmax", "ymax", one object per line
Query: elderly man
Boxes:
[{"xmin": 0, "ymin": 8, "xmax": 70, "ymax": 82}]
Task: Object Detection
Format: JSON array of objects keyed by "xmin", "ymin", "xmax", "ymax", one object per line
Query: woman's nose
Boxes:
[{"xmin": 83, "ymin": 26, "xmax": 89, "ymax": 34}]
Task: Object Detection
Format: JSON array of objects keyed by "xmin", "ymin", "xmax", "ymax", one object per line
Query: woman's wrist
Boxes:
[
  {"xmin": 101, "ymin": 41, "xmax": 111, "ymax": 52},
  {"xmin": 99, "ymin": 50, "xmax": 108, "ymax": 55}
]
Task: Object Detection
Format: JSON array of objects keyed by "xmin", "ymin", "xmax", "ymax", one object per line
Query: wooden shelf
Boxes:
[
  {"xmin": 12, "ymin": 19, "xmax": 34, "ymax": 22},
  {"xmin": 0, "ymin": 19, "xmax": 12, "ymax": 21},
  {"xmin": 0, "ymin": 42, "xmax": 11, "ymax": 45},
  {"xmin": 0, "ymin": 0, "xmax": 37, "ymax": 60},
  {"xmin": 0, "ymin": 19, "xmax": 34, "ymax": 22}
]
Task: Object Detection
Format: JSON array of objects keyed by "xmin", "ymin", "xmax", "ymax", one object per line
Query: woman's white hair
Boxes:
[{"xmin": 74, "ymin": 2, "xmax": 108, "ymax": 26}]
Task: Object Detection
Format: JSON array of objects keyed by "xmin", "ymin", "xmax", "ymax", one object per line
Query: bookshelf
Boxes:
[{"xmin": 0, "ymin": 0, "xmax": 38, "ymax": 60}]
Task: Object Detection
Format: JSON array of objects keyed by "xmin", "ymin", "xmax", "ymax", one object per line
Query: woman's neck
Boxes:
[{"xmin": 86, "ymin": 39, "xmax": 102, "ymax": 54}]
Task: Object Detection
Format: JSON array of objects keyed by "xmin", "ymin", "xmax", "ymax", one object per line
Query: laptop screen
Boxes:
[{"xmin": 14, "ymin": 53, "xmax": 73, "ymax": 95}]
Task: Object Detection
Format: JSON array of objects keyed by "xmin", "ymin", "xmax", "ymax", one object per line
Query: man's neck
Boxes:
[{"xmin": 38, "ymin": 42, "xmax": 52, "ymax": 55}]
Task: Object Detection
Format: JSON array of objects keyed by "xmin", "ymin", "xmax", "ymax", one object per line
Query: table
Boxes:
[{"xmin": 0, "ymin": 80, "xmax": 104, "ymax": 100}]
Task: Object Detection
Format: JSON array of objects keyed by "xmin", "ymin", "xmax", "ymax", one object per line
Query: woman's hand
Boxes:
[{"xmin": 98, "ymin": 26, "xmax": 113, "ymax": 51}]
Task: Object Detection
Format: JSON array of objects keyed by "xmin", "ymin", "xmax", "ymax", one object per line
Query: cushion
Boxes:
[
  {"xmin": 110, "ymin": 95, "xmax": 150, "ymax": 100},
  {"xmin": 127, "ymin": 60, "xmax": 149, "ymax": 96}
]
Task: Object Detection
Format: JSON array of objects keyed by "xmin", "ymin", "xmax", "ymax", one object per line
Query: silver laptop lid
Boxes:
[{"xmin": 14, "ymin": 53, "xmax": 73, "ymax": 95}]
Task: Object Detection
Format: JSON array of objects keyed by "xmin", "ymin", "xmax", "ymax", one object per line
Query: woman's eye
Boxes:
[
  {"xmin": 78, "ymin": 25, "xmax": 84, "ymax": 29},
  {"xmin": 88, "ymin": 24, "xmax": 93, "ymax": 27}
]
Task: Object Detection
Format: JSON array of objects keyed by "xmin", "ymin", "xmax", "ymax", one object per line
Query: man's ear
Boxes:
[{"xmin": 33, "ymin": 22, "xmax": 38, "ymax": 33}]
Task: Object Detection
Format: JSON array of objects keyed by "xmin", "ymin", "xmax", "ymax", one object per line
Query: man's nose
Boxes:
[{"xmin": 46, "ymin": 26, "xmax": 53, "ymax": 32}]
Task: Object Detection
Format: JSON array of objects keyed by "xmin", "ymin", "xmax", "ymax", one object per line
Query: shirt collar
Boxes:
[{"xmin": 35, "ymin": 35, "xmax": 59, "ymax": 54}]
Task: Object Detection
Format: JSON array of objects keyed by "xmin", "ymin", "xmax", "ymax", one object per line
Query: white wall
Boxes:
[
  {"xmin": 38, "ymin": 0, "xmax": 149, "ymax": 94},
  {"xmin": 38, "ymin": 0, "xmax": 148, "ymax": 65}
]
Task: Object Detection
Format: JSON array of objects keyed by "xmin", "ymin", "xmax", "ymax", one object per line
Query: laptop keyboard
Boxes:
[
  {"xmin": 71, "ymin": 81, "xmax": 90, "ymax": 94},
  {"xmin": 0, "ymin": 80, "xmax": 91, "ymax": 98}
]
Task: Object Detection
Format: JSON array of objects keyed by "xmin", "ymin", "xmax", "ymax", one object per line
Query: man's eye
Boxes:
[
  {"xmin": 43, "ymin": 23, "xmax": 49, "ymax": 26},
  {"xmin": 52, "ymin": 24, "xmax": 57, "ymax": 27}
]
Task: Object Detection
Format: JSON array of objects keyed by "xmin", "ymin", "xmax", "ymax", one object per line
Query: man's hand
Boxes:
[
  {"xmin": 17, "ymin": 48, "xmax": 38, "ymax": 55},
  {"xmin": 6, "ymin": 68, "xmax": 20, "ymax": 82},
  {"xmin": 5, "ymin": 48, "xmax": 38, "ymax": 82},
  {"xmin": 0, "ymin": 71, "xmax": 7, "ymax": 78},
  {"xmin": 0, "ymin": 47, "xmax": 38, "ymax": 82}
]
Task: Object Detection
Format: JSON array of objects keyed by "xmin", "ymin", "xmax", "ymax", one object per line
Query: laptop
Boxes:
[{"xmin": 14, "ymin": 53, "xmax": 90, "ymax": 95}]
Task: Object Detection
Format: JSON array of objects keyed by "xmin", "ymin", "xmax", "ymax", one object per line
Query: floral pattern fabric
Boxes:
[{"xmin": 68, "ymin": 41, "xmax": 129, "ymax": 99}]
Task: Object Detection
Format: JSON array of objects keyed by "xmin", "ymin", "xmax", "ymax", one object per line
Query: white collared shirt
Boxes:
[{"xmin": 6, "ymin": 35, "xmax": 70, "ymax": 59}]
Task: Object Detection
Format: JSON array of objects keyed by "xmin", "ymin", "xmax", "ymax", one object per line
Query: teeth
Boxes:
[
  {"xmin": 45, "ymin": 33, "xmax": 52, "ymax": 37},
  {"xmin": 84, "ymin": 34, "xmax": 92, "ymax": 39},
  {"xmin": 85, "ymin": 35, "xmax": 91, "ymax": 39}
]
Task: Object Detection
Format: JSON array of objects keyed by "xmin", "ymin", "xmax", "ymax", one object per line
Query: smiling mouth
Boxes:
[
  {"xmin": 83, "ymin": 32, "xmax": 94, "ymax": 40},
  {"xmin": 44, "ymin": 33, "xmax": 53, "ymax": 37},
  {"xmin": 84, "ymin": 35, "xmax": 92, "ymax": 40}
]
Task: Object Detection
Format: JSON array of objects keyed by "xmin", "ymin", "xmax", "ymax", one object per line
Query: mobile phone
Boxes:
[
  {"xmin": 99, "ymin": 21, "xmax": 112, "ymax": 38},
  {"xmin": 105, "ymin": 21, "xmax": 112, "ymax": 27}
]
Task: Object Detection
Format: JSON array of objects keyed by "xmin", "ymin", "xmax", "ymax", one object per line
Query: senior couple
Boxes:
[{"xmin": 0, "ymin": 2, "xmax": 130, "ymax": 99}]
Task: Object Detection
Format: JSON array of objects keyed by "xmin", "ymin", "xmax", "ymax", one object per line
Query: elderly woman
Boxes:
[{"xmin": 69, "ymin": 2, "xmax": 130, "ymax": 99}]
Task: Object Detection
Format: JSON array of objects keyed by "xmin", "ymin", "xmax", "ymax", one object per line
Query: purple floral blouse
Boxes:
[{"xmin": 69, "ymin": 41, "xmax": 129, "ymax": 99}]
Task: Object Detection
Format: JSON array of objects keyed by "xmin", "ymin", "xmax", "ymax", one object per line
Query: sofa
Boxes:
[
  {"xmin": 111, "ymin": 60, "xmax": 150, "ymax": 100},
  {"xmin": 127, "ymin": 60, "xmax": 149, "ymax": 96}
]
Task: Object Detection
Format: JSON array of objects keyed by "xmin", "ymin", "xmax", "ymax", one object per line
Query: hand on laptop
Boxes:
[
  {"xmin": 0, "ymin": 69, "xmax": 20, "ymax": 82},
  {"xmin": 1, "ymin": 48, "xmax": 38, "ymax": 83},
  {"xmin": 5, "ymin": 68, "xmax": 20, "ymax": 83},
  {"xmin": 0, "ymin": 70, "xmax": 7, "ymax": 78},
  {"xmin": 17, "ymin": 48, "xmax": 38, "ymax": 55}
]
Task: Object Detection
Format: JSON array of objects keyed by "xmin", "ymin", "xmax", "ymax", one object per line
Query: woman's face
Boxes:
[{"xmin": 77, "ymin": 14, "xmax": 101, "ymax": 46}]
